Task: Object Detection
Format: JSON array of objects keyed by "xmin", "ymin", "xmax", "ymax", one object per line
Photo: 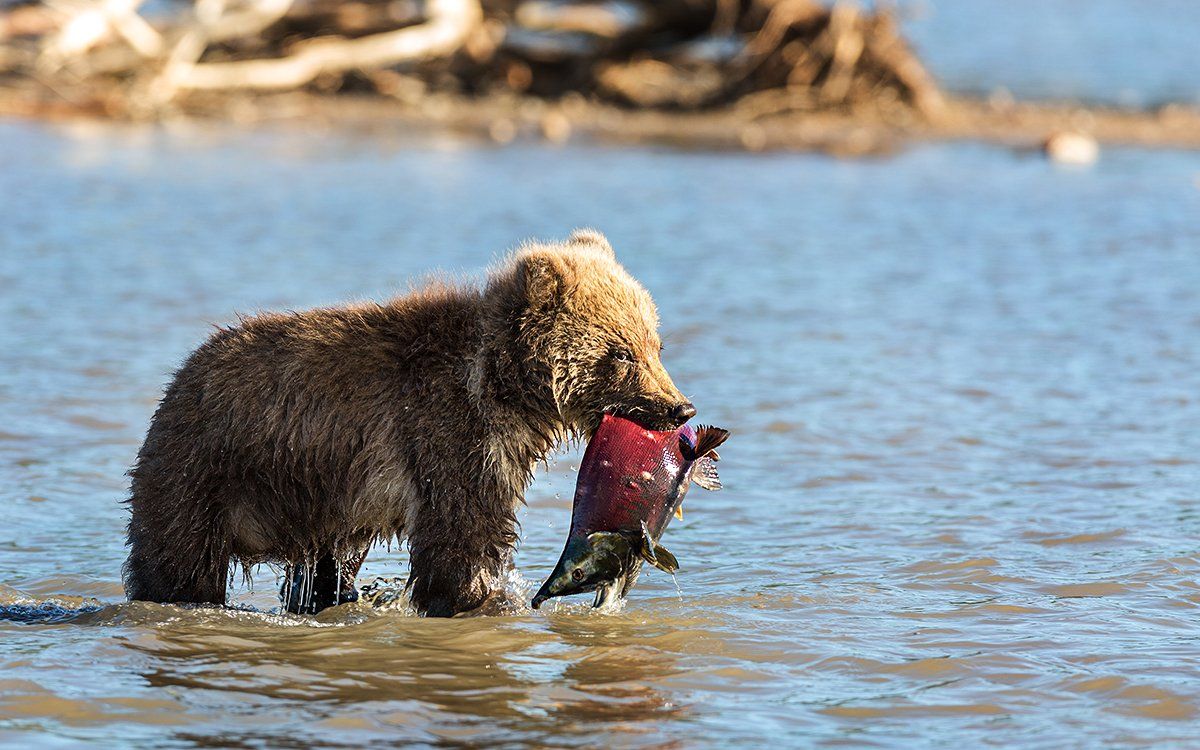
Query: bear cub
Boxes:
[{"xmin": 123, "ymin": 230, "xmax": 695, "ymax": 616}]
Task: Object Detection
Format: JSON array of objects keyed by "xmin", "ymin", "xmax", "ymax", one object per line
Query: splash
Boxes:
[
  {"xmin": 358, "ymin": 576, "xmax": 413, "ymax": 613},
  {"xmin": 0, "ymin": 586, "xmax": 106, "ymax": 625},
  {"xmin": 0, "ymin": 600, "xmax": 105, "ymax": 624},
  {"xmin": 669, "ymin": 573, "xmax": 684, "ymax": 602}
]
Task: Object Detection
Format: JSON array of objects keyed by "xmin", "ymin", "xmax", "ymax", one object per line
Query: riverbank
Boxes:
[
  {"xmin": 4, "ymin": 0, "xmax": 1197, "ymax": 156},
  {"xmin": 4, "ymin": 84, "xmax": 1197, "ymax": 156}
]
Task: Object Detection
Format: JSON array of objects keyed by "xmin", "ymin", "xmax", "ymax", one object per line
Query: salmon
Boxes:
[{"xmin": 531, "ymin": 413, "xmax": 728, "ymax": 609}]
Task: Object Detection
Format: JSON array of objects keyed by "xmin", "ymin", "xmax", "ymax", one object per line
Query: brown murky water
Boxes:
[{"xmin": 2, "ymin": 120, "xmax": 1200, "ymax": 747}]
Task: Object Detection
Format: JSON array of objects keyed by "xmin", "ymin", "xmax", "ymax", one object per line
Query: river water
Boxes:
[
  {"xmin": 900, "ymin": 0, "xmax": 1200, "ymax": 106},
  {"xmin": 2, "ymin": 119, "xmax": 1200, "ymax": 748}
]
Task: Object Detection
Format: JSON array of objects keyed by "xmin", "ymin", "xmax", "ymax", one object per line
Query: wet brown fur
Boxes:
[{"xmin": 123, "ymin": 230, "xmax": 693, "ymax": 617}]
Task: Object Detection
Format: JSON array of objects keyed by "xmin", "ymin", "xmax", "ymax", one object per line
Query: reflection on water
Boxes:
[{"xmin": 2, "ymin": 118, "xmax": 1200, "ymax": 747}]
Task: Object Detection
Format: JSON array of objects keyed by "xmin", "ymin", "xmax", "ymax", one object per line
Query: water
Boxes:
[
  {"xmin": 899, "ymin": 0, "xmax": 1200, "ymax": 106},
  {"xmin": 2, "ymin": 118, "xmax": 1200, "ymax": 747}
]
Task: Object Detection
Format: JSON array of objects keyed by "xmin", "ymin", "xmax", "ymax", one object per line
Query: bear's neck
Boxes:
[{"xmin": 470, "ymin": 295, "xmax": 568, "ymax": 470}]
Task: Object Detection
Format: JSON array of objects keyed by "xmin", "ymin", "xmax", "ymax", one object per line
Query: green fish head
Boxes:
[{"xmin": 531, "ymin": 532, "xmax": 632, "ymax": 609}]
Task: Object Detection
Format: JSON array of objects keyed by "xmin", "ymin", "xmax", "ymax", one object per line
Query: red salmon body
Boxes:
[
  {"xmin": 567, "ymin": 414, "xmax": 696, "ymax": 541},
  {"xmin": 532, "ymin": 414, "xmax": 728, "ymax": 609}
]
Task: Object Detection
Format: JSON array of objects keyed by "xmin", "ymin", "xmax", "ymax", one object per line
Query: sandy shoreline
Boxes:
[{"xmin": 3, "ymin": 87, "xmax": 1199, "ymax": 154}]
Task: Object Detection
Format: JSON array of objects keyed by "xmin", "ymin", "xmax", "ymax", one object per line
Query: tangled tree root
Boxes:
[{"xmin": 0, "ymin": 0, "xmax": 944, "ymax": 120}]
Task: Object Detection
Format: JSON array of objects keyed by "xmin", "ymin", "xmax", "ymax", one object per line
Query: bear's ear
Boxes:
[
  {"xmin": 517, "ymin": 249, "xmax": 573, "ymax": 312},
  {"xmin": 567, "ymin": 228, "xmax": 614, "ymax": 258}
]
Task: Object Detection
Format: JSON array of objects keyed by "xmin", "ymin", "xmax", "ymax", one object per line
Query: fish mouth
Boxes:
[
  {"xmin": 531, "ymin": 577, "xmax": 601, "ymax": 610},
  {"xmin": 531, "ymin": 578, "xmax": 623, "ymax": 611},
  {"xmin": 531, "ymin": 586, "xmax": 567, "ymax": 609},
  {"xmin": 530, "ymin": 572, "xmax": 577, "ymax": 609},
  {"xmin": 608, "ymin": 410, "xmax": 680, "ymax": 432},
  {"xmin": 592, "ymin": 580, "xmax": 625, "ymax": 609}
]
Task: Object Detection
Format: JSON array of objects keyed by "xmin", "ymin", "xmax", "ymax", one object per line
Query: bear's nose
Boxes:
[{"xmin": 670, "ymin": 402, "xmax": 697, "ymax": 426}]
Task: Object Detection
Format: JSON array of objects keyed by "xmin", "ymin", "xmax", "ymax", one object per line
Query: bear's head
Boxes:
[{"xmin": 485, "ymin": 229, "xmax": 695, "ymax": 436}]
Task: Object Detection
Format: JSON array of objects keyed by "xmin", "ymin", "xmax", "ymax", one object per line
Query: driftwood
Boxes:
[
  {"xmin": 170, "ymin": 0, "xmax": 480, "ymax": 91},
  {"xmin": 38, "ymin": 0, "xmax": 162, "ymax": 66},
  {"xmin": 0, "ymin": 0, "xmax": 946, "ymax": 120}
]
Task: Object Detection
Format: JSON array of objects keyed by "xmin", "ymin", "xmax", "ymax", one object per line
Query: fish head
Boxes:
[{"xmin": 531, "ymin": 532, "xmax": 634, "ymax": 609}]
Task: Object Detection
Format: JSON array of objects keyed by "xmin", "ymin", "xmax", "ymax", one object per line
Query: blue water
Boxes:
[
  {"xmin": 2, "ymin": 119, "xmax": 1200, "ymax": 746},
  {"xmin": 901, "ymin": 0, "xmax": 1200, "ymax": 105}
]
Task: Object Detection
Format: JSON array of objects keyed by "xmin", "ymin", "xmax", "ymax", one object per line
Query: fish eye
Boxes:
[{"xmin": 571, "ymin": 568, "xmax": 585, "ymax": 582}]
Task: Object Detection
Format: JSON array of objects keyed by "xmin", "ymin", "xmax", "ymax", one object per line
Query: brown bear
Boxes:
[{"xmin": 123, "ymin": 230, "xmax": 696, "ymax": 617}]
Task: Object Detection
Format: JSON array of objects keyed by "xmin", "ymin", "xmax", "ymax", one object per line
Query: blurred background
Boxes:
[{"xmin": 2, "ymin": 1, "xmax": 1200, "ymax": 748}]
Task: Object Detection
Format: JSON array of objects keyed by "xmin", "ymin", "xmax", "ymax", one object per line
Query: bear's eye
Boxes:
[
  {"xmin": 612, "ymin": 348, "xmax": 635, "ymax": 364},
  {"xmin": 571, "ymin": 568, "xmax": 585, "ymax": 581}
]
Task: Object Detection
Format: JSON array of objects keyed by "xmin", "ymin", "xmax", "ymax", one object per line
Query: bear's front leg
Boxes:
[{"xmin": 405, "ymin": 473, "xmax": 520, "ymax": 617}]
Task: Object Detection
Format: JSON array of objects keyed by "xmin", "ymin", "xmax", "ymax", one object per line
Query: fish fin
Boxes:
[
  {"xmin": 650, "ymin": 543, "xmax": 679, "ymax": 573},
  {"xmin": 674, "ymin": 504, "xmax": 684, "ymax": 521},
  {"xmin": 635, "ymin": 535, "xmax": 666, "ymax": 571},
  {"xmin": 692, "ymin": 425, "xmax": 730, "ymax": 459},
  {"xmin": 637, "ymin": 522, "xmax": 680, "ymax": 573},
  {"xmin": 692, "ymin": 457, "xmax": 722, "ymax": 491},
  {"xmin": 638, "ymin": 522, "xmax": 657, "ymax": 561}
]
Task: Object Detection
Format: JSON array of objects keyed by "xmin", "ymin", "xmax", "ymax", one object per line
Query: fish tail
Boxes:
[{"xmin": 689, "ymin": 425, "xmax": 730, "ymax": 460}]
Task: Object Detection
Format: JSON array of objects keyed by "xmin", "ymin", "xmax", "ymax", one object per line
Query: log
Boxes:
[
  {"xmin": 864, "ymin": 11, "xmax": 944, "ymax": 117},
  {"xmin": 148, "ymin": 0, "xmax": 232, "ymax": 102},
  {"xmin": 39, "ymin": 0, "xmax": 161, "ymax": 65},
  {"xmin": 171, "ymin": 0, "xmax": 480, "ymax": 91},
  {"xmin": 268, "ymin": 0, "xmax": 422, "ymax": 38},
  {"xmin": 818, "ymin": 3, "xmax": 861, "ymax": 104},
  {"xmin": 0, "ymin": 3, "xmax": 60, "ymax": 39},
  {"xmin": 596, "ymin": 57, "xmax": 724, "ymax": 108},
  {"xmin": 207, "ymin": 0, "xmax": 295, "ymax": 43},
  {"xmin": 4, "ymin": 0, "xmax": 948, "ymax": 124}
]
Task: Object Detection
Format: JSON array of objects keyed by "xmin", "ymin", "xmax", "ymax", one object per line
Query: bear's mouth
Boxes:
[{"xmin": 605, "ymin": 409, "xmax": 679, "ymax": 432}]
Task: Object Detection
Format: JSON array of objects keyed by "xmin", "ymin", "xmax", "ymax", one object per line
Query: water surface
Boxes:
[
  {"xmin": 900, "ymin": 0, "xmax": 1200, "ymax": 106},
  {"xmin": 2, "ymin": 120, "xmax": 1200, "ymax": 747}
]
